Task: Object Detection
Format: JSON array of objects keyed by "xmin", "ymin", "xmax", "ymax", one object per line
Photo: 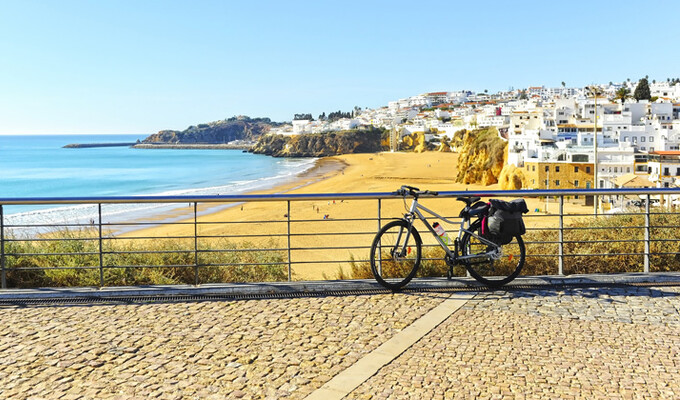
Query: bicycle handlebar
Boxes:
[{"xmin": 394, "ymin": 185, "xmax": 439, "ymax": 197}]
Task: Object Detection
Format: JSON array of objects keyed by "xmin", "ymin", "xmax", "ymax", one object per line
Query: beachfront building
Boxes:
[
  {"xmin": 523, "ymin": 159, "xmax": 594, "ymax": 191},
  {"xmin": 647, "ymin": 151, "xmax": 680, "ymax": 187}
]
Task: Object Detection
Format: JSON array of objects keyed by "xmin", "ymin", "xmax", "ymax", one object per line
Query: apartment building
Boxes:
[
  {"xmin": 647, "ymin": 151, "xmax": 680, "ymax": 187},
  {"xmin": 523, "ymin": 160, "xmax": 594, "ymax": 190}
]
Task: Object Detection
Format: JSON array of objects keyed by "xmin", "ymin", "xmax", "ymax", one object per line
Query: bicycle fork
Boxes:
[{"xmin": 392, "ymin": 220, "xmax": 414, "ymax": 259}]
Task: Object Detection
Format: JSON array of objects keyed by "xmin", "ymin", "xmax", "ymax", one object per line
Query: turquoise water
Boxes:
[{"xmin": 0, "ymin": 134, "xmax": 315, "ymax": 228}]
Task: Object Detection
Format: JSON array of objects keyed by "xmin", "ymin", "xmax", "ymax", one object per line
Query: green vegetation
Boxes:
[
  {"xmin": 4, "ymin": 229, "xmax": 287, "ymax": 288},
  {"xmin": 8, "ymin": 213, "xmax": 680, "ymax": 288},
  {"xmin": 634, "ymin": 77, "xmax": 651, "ymax": 101},
  {"xmin": 344, "ymin": 213, "xmax": 680, "ymax": 280},
  {"xmin": 613, "ymin": 87, "xmax": 631, "ymax": 104},
  {"xmin": 524, "ymin": 212, "xmax": 680, "ymax": 275},
  {"xmin": 348, "ymin": 247, "xmax": 464, "ymax": 280}
]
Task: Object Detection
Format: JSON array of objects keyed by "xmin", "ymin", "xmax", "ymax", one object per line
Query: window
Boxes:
[
  {"xmin": 650, "ymin": 137, "xmax": 654, "ymax": 142},
  {"xmin": 676, "ymin": 168, "xmax": 680, "ymax": 176},
  {"xmin": 627, "ymin": 167, "xmax": 631, "ymax": 173},
  {"xmin": 555, "ymin": 166, "xmax": 560, "ymax": 172},
  {"xmin": 586, "ymin": 182, "xmax": 591, "ymax": 189},
  {"xmin": 532, "ymin": 166, "xmax": 536, "ymax": 172},
  {"xmin": 641, "ymin": 137, "xmax": 645, "ymax": 142},
  {"xmin": 555, "ymin": 180, "xmax": 560, "ymax": 186},
  {"xmin": 544, "ymin": 179, "xmax": 549, "ymax": 187},
  {"xmin": 586, "ymin": 167, "xmax": 591, "ymax": 173},
  {"xmin": 574, "ymin": 166, "xmax": 579, "ymax": 173},
  {"xmin": 664, "ymin": 168, "xmax": 670, "ymax": 175},
  {"xmin": 574, "ymin": 180, "xmax": 579, "ymax": 187},
  {"xmin": 545, "ymin": 166, "xmax": 549, "ymax": 172}
]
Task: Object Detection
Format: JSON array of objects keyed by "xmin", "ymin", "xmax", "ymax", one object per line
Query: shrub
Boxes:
[{"xmin": 4, "ymin": 230, "xmax": 287, "ymax": 288}]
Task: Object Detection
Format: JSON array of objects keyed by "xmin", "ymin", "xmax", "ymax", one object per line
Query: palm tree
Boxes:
[{"xmin": 614, "ymin": 87, "xmax": 631, "ymax": 104}]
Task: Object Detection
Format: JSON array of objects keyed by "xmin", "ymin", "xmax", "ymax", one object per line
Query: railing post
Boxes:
[
  {"xmin": 287, "ymin": 200, "xmax": 292, "ymax": 282},
  {"xmin": 1, "ymin": 205, "xmax": 6, "ymax": 289},
  {"xmin": 558, "ymin": 195, "xmax": 564, "ymax": 275},
  {"xmin": 644, "ymin": 194, "xmax": 650, "ymax": 273},
  {"xmin": 98, "ymin": 204, "xmax": 104, "ymax": 288},
  {"xmin": 194, "ymin": 202, "xmax": 199, "ymax": 286},
  {"xmin": 377, "ymin": 198, "xmax": 382, "ymax": 275}
]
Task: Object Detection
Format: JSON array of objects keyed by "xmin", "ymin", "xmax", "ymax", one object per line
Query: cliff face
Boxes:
[
  {"xmin": 498, "ymin": 164, "xmax": 527, "ymax": 190},
  {"xmin": 142, "ymin": 117, "xmax": 279, "ymax": 144},
  {"xmin": 454, "ymin": 128, "xmax": 507, "ymax": 186},
  {"xmin": 251, "ymin": 128, "xmax": 384, "ymax": 157}
]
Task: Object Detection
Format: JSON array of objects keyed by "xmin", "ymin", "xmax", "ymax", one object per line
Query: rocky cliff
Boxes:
[
  {"xmin": 497, "ymin": 164, "xmax": 527, "ymax": 190},
  {"xmin": 250, "ymin": 128, "xmax": 385, "ymax": 157},
  {"xmin": 454, "ymin": 128, "xmax": 507, "ymax": 186},
  {"xmin": 142, "ymin": 116, "xmax": 280, "ymax": 144}
]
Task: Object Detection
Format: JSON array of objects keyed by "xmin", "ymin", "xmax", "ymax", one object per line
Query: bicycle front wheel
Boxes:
[
  {"xmin": 370, "ymin": 219, "xmax": 422, "ymax": 291},
  {"xmin": 461, "ymin": 220, "xmax": 525, "ymax": 287}
]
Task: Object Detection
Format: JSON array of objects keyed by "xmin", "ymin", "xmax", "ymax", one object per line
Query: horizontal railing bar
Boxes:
[
  {"xmin": 105, "ymin": 235, "xmax": 199, "ymax": 241},
  {"xmin": 6, "ymin": 266, "xmax": 101, "ymax": 271},
  {"xmin": 198, "ymin": 248, "xmax": 286, "ymax": 253},
  {"xmin": 198, "ymin": 262, "xmax": 288, "ymax": 267},
  {"xmin": 289, "ymin": 232, "xmax": 377, "ymax": 237},
  {"xmin": 290, "ymin": 246, "xmax": 372, "ymax": 251},
  {"xmin": 5, "ymin": 237, "xmax": 101, "ymax": 243},
  {"xmin": 101, "ymin": 221, "xmax": 196, "ymax": 227},
  {"xmin": 103, "ymin": 250, "xmax": 194, "ymax": 255},
  {"xmin": 96, "ymin": 264, "xmax": 197, "ymax": 269},
  {"xmin": 4, "ymin": 187, "xmax": 680, "ymax": 205},
  {"xmin": 291, "ymin": 259, "xmax": 370, "ymax": 265},
  {"xmin": 6, "ymin": 252, "xmax": 100, "ymax": 257},
  {"xmin": 194, "ymin": 234, "xmax": 287, "ymax": 240}
]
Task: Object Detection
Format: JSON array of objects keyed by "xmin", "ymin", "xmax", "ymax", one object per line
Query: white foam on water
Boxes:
[{"xmin": 4, "ymin": 158, "xmax": 317, "ymax": 236}]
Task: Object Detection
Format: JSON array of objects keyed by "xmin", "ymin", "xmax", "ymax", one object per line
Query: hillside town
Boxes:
[{"xmin": 272, "ymin": 79, "xmax": 680, "ymax": 198}]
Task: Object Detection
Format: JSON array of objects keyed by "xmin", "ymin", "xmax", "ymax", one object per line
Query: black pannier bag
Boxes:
[{"xmin": 486, "ymin": 199, "xmax": 529, "ymax": 245}]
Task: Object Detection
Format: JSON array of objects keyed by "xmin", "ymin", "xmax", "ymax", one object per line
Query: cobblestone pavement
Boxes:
[
  {"xmin": 349, "ymin": 286, "xmax": 680, "ymax": 399},
  {"xmin": 0, "ymin": 294, "xmax": 444, "ymax": 399},
  {"xmin": 1, "ymin": 286, "xmax": 679, "ymax": 400}
]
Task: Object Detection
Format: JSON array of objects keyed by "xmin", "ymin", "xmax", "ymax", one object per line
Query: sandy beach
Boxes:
[{"xmin": 125, "ymin": 151, "xmax": 594, "ymax": 280}]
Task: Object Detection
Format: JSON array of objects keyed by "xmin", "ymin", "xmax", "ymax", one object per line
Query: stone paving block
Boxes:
[
  {"xmin": 0, "ymin": 292, "xmax": 444, "ymax": 399},
  {"xmin": 349, "ymin": 286, "xmax": 680, "ymax": 399}
]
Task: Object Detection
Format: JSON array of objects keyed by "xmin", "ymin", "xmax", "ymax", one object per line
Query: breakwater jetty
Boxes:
[
  {"xmin": 132, "ymin": 143, "xmax": 254, "ymax": 150},
  {"xmin": 63, "ymin": 142, "xmax": 138, "ymax": 148}
]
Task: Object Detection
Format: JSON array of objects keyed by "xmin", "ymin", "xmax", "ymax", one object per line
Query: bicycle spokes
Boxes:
[{"xmin": 373, "ymin": 222, "xmax": 420, "ymax": 283}]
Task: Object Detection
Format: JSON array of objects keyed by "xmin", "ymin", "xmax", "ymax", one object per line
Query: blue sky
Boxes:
[{"xmin": 1, "ymin": 0, "xmax": 679, "ymax": 135}]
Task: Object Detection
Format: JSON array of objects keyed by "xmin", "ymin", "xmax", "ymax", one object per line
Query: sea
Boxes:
[{"xmin": 0, "ymin": 134, "xmax": 316, "ymax": 233}]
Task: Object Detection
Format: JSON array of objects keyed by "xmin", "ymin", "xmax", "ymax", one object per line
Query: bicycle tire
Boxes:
[
  {"xmin": 461, "ymin": 220, "xmax": 525, "ymax": 287},
  {"xmin": 370, "ymin": 219, "xmax": 422, "ymax": 291}
]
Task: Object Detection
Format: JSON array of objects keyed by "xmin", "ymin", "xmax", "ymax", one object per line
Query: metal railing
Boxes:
[{"xmin": 2, "ymin": 188, "xmax": 680, "ymax": 289}]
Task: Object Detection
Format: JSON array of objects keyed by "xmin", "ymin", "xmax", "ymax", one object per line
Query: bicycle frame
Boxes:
[{"xmin": 402, "ymin": 197, "xmax": 500, "ymax": 264}]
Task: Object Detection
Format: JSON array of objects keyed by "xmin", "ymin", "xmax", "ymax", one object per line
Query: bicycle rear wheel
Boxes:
[
  {"xmin": 461, "ymin": 220, "xmax": 525, "ymax": 287},
  {"xmin": 370, "ymin": 220, "xmax": 422, "ymax": 291}
]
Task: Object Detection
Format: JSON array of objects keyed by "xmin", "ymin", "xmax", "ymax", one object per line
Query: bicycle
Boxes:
[{"xmin": 370, "ymin": 185, "xmax": 526, "ymax": 290}]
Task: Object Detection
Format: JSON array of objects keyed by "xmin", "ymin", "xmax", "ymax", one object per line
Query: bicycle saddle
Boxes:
[{"xmin": 456, "ymin": 196, "xmax": 481, "ymax": 205}]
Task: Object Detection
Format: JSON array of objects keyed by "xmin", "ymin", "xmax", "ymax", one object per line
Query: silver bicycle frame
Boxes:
[{"xmin": 406, "ymin": 197, "xmax": 499, "ymax": 262}]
